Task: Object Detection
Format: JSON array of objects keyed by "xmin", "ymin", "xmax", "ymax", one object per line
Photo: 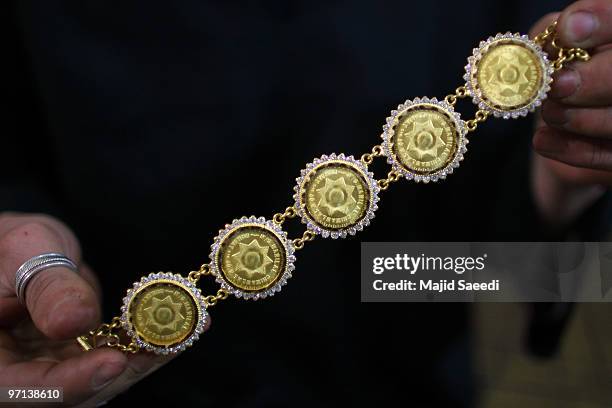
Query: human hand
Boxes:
[
  {"xmin": 0, "ymin": 213, "xmax": 187, "ymax": 407},
  {"xmin": 529, "ymin": 1, "xmax": 612, "ymax": 223}
]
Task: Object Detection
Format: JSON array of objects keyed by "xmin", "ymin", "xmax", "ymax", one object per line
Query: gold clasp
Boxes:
[
  {"xmin": 76, "ymin": 335, "xmax": 94, "ymax": 351},
  {"xmin": 75, "ymin": 317, "xmax": 139, "ymax": 353}
]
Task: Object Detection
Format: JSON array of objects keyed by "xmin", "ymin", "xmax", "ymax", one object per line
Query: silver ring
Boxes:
[{"xmin": 15, "ymin": 253, "xmax": 78, "ymax": 305}]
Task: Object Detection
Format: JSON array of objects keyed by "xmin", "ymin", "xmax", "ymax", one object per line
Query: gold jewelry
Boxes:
[
  {"xmin": 382, "ymin": 97, "xmax": 467, "ymax": 183},
  {"xmin": 210, "ymin": 216, "xmax": 296, "ymax": 299},
  {"xmin": 465, "ymin": 33, "xmax": 552, "ymax": 118},
  {"xmin": 122, "ymin": 273, "xmax": 208, "ymax": 353},
  {"xmin": 76, "ymin": 21, "xmax": 590, "ymax": 355},
  {"xmin": 294, "ymin": 154, "xmax": 380, "ymax": 238}
]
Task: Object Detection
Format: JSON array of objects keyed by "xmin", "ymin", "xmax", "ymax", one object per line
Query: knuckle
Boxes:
[
  {"xmin": 578, "ymin": 55, "xmax": 612, "ymax": 104},
  {"xmin": 590, "ymin": 112, "xmax": 610, "ymax": 137},
  {"xmin": 588, "ymin": 138, "xmax": 611, "ymax": 169},
  {"xmin": 570, "ymin": 109, "xmax": 612, "ymax": 137},
  {"xmin": 0, "ymin": 221, "xmax": 60, "ymax": 256},
  {"xmin": 0, "ymin": 215, "xmax": 81, "ymax": 261},
  {"xmin": 599, "ymin": 108, "xmax": 612, "ymax": 134},
  {"xmin": 569, "ymin": 110, "xmax": 589, "ymax": 132}
]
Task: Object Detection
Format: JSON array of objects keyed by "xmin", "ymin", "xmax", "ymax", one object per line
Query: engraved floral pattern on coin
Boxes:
[
  {"xmin": 381, "ymin": 97, "xmax": 467, "ymax": 183},
  {"xmin": 121, "ymin": 273, "xmax": 208, "ymax": 355},
  {"xmin": 464, "ymin": 33, "xmax": 553, "ymax": 119},
  {"xmin": 220, "ymin": 226, "xmax": 285, "ymax": 291},
  {"xmin": 305, "ymin": 164, "xmax": 368, "ymax": 230},
  {"xmin": 294, "ymin": 154, "xmax": 380, "ymax": 238},
  {"xmin": 477, "ymin": 44, "xmax": 542, "ymax": 109},
  {"xmin": 210, "ymin": 216, "xmax": 296, "ymax": 300},
  {"xmin": 132, "ymin": 284, "xmax": 196, "ymax": 346},
  {"xmin": 394, "ymin": 108, "xmax": 457, "ymax": 174}
]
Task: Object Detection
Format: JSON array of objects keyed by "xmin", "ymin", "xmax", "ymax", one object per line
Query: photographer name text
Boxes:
[{"xmin": 371, "ymin": 253, "xmax": 500, "ymax": 293}]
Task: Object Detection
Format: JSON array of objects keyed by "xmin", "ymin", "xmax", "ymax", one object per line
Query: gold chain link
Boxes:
[
  {"xmin": 534, "ymin": 21, "xmax": 590, "ymax": 71},
  {"xmin": 204, "ymin": 288, "xmax": 229, "ymax": 306},
  {"xmin": 551, "ymin": 37, "xmax": 591, "ymax": 70},
  {"xmin": 188, "ymin": 263, "xmax": 213, "ymax": 283},
  {"xmin": 465, "ymin": 109, "xmax": 490, "ymax": 132},
  {"xmin": 188, "ymin": 263, "xmax": 229, "ymax": 306},
  {"xmin": 272, "ymin": 206, "xmax": 297, "ymax": 225},
  {"xmin": 533, "ymin": 21, "xmax": 557, "ymax": 45},
  {"xmin": 360, "ymin": 145, "xmax": 383, "ymax": 165},
  {"xmin": 292, "ymin": 230, "xmax": 316, "ymax": 250},
  {"xmin": 444, "ymin": 86, "xmax": 469, "ymax": 106},
  {"xmin": 76, "ymin": 316, "xmax": 139, "ymax": 353},
  {"xmin": 377, "ymin": 170, "xmax": 401, "ymax": 191}
]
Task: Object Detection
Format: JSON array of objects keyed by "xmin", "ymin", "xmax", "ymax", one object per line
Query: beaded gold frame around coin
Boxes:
[
  {"xmin": 120, "ymin": 273, "xmax": 208, "ymax": 355},
  {"xmin": 76, "ymin": 21, "xmax": 590, "ymax": 354}
]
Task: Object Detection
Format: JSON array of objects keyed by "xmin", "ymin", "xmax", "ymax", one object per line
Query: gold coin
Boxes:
[
  {"xmin": 303, "ymin": 163, "xmax": 369, "ymax": 230},
  {"xmin": 475, "ymin": 42, "xmax": 543, "ymax": 110},
  {"xmin": 392, "ymin": 105, "xmax": 458, "ymax": 174},
  {"xmin": 130, "ymin": 281, "xmax": 197, "ymax": 347},
  {"xmin": 218, "ymin": 226, "xmax": 286, "ymax": 292}
]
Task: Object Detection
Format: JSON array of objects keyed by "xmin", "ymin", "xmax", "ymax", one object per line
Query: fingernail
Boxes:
[
  {"xmin": 565, "ymin": 11, "xmax": 596, "ymax": 44},
  {"xmin": 550, "ymin": 69, "xmax": 579, "ymax": 99},
  {"xmin": 542, "ymin": 102, "xmax": 568, "ymax": 126},
  {"xmin": 127, "ymin": 354, "xmax": 157, "ymax": 375},
  {"xmin": 92, "ymin": 362, "xmax": 125, "ymax": 390}
]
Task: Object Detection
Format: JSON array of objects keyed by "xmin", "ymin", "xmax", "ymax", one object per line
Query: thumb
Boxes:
[{"xmin": 0, "ymin": 214, "xmax": 101, "ymax": 339}]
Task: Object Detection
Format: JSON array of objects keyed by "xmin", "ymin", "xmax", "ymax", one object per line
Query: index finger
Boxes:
[
  {"xmin": 0, "ymin": 344, "xmax": 127, "ymax": 406},
  {"xmin": 558, "ymin": 0, "xmax": 612, "ymax": 49}
]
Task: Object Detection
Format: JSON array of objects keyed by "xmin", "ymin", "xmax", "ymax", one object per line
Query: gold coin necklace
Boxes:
[{"xmin": 76, "ymin": 21, "xmax": 590, "ymax": 355}]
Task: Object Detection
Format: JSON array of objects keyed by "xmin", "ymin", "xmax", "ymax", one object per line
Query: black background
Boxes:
[{"xmin": 4, "ymin": 1, "xmax": 610, "ymax": 406}]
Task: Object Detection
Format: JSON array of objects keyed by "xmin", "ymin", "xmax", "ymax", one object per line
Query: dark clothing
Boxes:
[{"xmin": 4, "ymin": 1, "xmax": 610, "ymax": 406}]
